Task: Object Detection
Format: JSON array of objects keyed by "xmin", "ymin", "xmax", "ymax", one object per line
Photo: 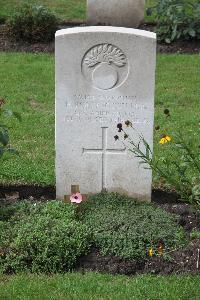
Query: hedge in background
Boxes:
[
  {"xmin": 6, "ymin": 4, "xmax": 59, "ymax": 43},
  {"xmin": 147, "ymin": 0, "xmax": 200, "ymax": 43}
]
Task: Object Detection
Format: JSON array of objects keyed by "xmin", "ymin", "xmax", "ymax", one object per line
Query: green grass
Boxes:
[
  {"xmin": 0, "ymin": 0, "xmax": 159, "ymax": 22},
  {"xmin": 0, "ymin": 53, "xmax": 55, "ymax": 185},
  {"xmin": 0, "ymin": 0, "xmax": 86, "ymax": 21},
  {"xmin": 0, "ymin": 273, "xmax": 199, "ymax": 300},
  {"xmin": 0, "ymin": 53, "xmax": 199, "ymax": 185},
  {"xmin": 154, "ymin": 55, "xmax": 200, "ymax": 177}
]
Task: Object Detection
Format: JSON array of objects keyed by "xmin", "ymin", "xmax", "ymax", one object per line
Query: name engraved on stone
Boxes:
[
  {"xmin": 83, "ymin": 127, "xmax": 126, "ymax": 190},
  {"xmin": 65, "ymin": 94, "xmax": 149, "ymax": 124},
  {"xmin": 82, "ymin": 44, "xmax": 129, "ymax": 90}
]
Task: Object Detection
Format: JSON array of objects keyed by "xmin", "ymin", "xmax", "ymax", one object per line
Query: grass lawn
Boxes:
[
  {"xmin": 0, "ymin": 53, "xmax": 55, "ymax": 185},
  {"xmin": 0, "ymin": 0, "xmax": 159, "ymax": 22},
  {"xmin": 0, "ymin": 273, "xmax": 199, "ymax": 300},
  {"xmin": 0, "ymin": 53, "xmax": 199, "ymax": 186},
  {"xmin": 0, "ymin": 0, "xmax": 86, "ymax": 21}
]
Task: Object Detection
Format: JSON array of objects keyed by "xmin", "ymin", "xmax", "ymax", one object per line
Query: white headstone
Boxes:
[
  {"xmin": 55, "ymin": 27, "xmax": 156, "ymax": 201},
  {"xmin": 87, "ymin": 0, "xmax": 145, "ymax": 28}
]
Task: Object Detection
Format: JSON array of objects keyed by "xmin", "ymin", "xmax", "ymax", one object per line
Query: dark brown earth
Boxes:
[
  {"xmin": 77, "ymin": 240, "xmax": 200, "ymax": 275},
  {"xmin": 0, "ymin": 23, "xmax": 200, "ymax": 54},
  {"xmin": 0, "ymin": 185, "xmax": 199, "ymax": 275}
]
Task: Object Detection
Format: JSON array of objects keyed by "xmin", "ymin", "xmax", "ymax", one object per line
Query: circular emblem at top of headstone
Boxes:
[{"xmin": 82, "ymin": 44, "xmax": 129, "ymax": 90}]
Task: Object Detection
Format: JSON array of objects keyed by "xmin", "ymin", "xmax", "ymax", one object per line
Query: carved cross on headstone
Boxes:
[{"xmin": 83, "ymin": 127, "xmax": 126, "ymax": 191}]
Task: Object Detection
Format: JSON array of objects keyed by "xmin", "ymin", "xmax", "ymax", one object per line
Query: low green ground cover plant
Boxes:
[
  {"xmin": 6, "ymin": 3, "xmax": 59, "ymax": 42},
  {"xmin": 0, "ymin": 194, "xmax": 187, "ymax": 273},
  {"xmin": 0, "ymin": 201, "xmax": 91, "ymax": 273},
  {"xmin": 190, "ymin": 229, "xmax": 200, "ymax": 240},
  {"xmin": 80, "ymin": 193, "xmax": 186, "ymax": 260}
]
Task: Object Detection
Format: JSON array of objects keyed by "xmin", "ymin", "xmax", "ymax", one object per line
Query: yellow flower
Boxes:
[
  {"xmin": 148, "ymin": 248, "xmax": 154, "ymax": 257},
  {"xmin": 159, "ymin": 135, "xmax": 171, "ymax": 144}
]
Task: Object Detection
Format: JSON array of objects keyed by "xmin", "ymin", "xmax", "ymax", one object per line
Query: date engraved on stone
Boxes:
[
  {"xmin": 65, "ymin": 94, "xmax": 150, "ymax": 124},
  {"xmin": 82, "ymin": 44, "xmax": 129, "ymax": 90}
]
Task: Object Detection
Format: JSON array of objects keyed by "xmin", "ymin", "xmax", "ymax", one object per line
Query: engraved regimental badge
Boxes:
[{"xmin": 82, "ymin": 44, "xmax": 129, "ymax": 90}]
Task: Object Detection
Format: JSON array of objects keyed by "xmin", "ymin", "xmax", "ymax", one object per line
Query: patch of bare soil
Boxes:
[
  {"xmin": 77, "ymin": 239, "xmax": 200, "ymax": 275},
  {"xmin": 0, "ymin": 184, "xmax": 55, "ymax": 201},
  {"xmin": 140, "ymin": 23, "xmax": 200, "ymax": 54},
  {"xmin": 0, "ymin": 184, "xmax": 199, "ymax": 275},
  {"xmin": 0, "ymin": 23, "xmax": 199, "ymax": 54}
]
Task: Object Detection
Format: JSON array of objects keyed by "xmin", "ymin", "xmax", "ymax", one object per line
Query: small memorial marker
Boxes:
[
  {"xmin": 87, "ymin": 0, "xmax": 145, "ymax": 28},
  {"xmin": 55, "ymin": 27, "xmax": 156, "ymax": 201}
]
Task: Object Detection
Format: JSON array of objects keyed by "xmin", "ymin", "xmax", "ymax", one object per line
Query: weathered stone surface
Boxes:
[
  {"xmin": 87, "ymin": 0, "xmax": 145, "ymax": 28},
  {"xmin": 55, "ymin": 27, "xmax": 156, "ymax": 201}
]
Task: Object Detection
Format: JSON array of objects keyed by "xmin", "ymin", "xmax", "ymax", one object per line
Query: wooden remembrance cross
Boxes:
[{"xmin": 83, "ymin": 127, "xmax": 126, "ymax": 191}]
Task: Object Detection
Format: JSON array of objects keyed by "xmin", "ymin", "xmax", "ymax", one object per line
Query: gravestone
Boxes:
[
  {"xmin": 87, "ymin": 0, "xmax": 145, "ymax": 28},
  {"xmin": 55, "ymin": 27, "xmax": 156, "ymax": 201}
]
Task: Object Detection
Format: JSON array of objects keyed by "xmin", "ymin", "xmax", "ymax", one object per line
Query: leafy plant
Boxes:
[
  {"xmin": 6, "ymin": 4, "xmax": 59, "ymax": 43},
  {"xmin": 190, "ymin": 229, "xmax": 200, "ymax": 239},
  {"xmin": 80, "ymin": 193, "xmax": 186, "ymax": 260},
  {"xmin": 0, "ymin": 98, "xmax": 20, "ymax": 168},
  {"xmin": 147, "ymin": 0, "xmax": 200, "ymax": 43},
  {"xmin": 0, "ymin": 201, "xmax": 91, "ymax": 274},
  {"xmin": 114, "ymin": 115, "xmax": 200, "ymax": 204}
]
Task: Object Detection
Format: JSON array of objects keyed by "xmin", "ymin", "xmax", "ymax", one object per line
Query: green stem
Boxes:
[
  {"xmin": 127, "ymin": 140, "xmax": 183, "ymax": 192},
  {"xmin": 183, "ymin": 144, "xmax": 200, "ymax": 174}
]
